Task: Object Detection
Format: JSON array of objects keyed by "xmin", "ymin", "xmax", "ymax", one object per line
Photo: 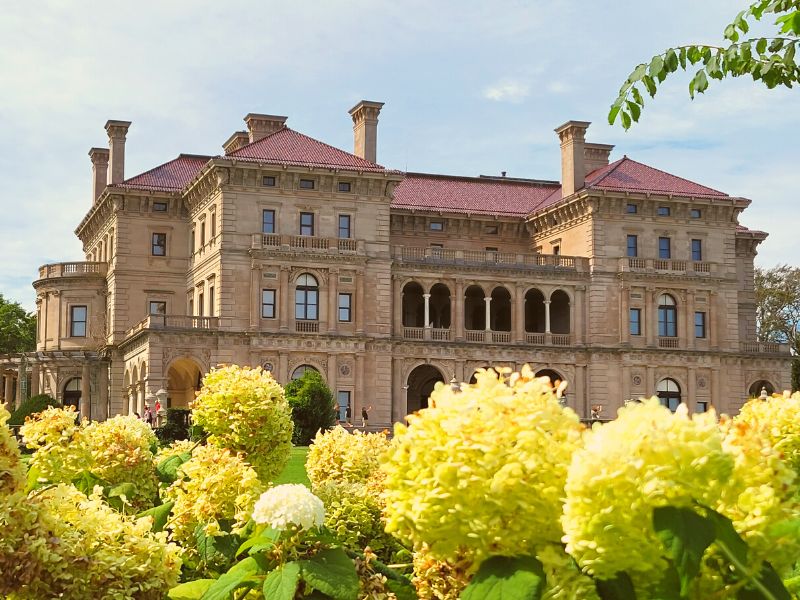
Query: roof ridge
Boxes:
[
  {"xmin": 283, "ymin": 127, "xmax": 384, "ymax": 168},
  {"xmin": 406, "ymin": 171, "xmax": 559, "ymax": 187},
  {"xmin": 608, "ymin": 156, "xmax": 727, "ymax": 196},
  {"xmin": 120, "ymin": 154, "xmax": 193, "ymax": 184},
  {"xmin": 584, "ymin": 156, "xmax": 626, "ymax": 187}
]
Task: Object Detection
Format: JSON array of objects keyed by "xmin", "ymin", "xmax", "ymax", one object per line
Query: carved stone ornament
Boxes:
[
  {"xmin": 339, "ymin": 364, "xmax": 352, "ymax": 377},
  {"xmin": 632, "ymin": 375, "xmax": 642, "ymax": 386},
  {"xmin": 263, "ymin": 362, "xmax": 275, "ymax": 374},
  {"xmin": 697, "ymin": 377, "xmax": 707, "ymax": 389}
]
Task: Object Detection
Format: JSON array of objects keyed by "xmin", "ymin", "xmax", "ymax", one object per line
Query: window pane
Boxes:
[
  {"xmin": 627, "ymin": 235, "xmax": 638, "ymax": 257},
  {"xmin": 695, "ymin": 311, "xmax": 706, "ymax": 338},
  {"xmin": 658, "ymin": 206, "xmax": 670, "ymax": 216},
  {"xmin": 307, "ymin": 290, "xmax": 318, "ymax": 320},
  {"xmin": 152, "ymin": 233, "xmax": 167, "ymax": 256},
  {"xmin": 262, "ymin": 210, "xmax": 275, "ymax": 234},
  {"xmin": 262, "ymin": 289, "xmax": 275, "ymax": 318},
  {"xmin": 338, "ymin": 182, "xmax": 351, "ymax": 193},
  {"xmin": 71, "ymin": 306, "xmax": 87, "ymax": 337},
  {"xmin": 338, "ymin": 215, "xmax": 351, "ymax": 239},
  {"xmin": 300, "ymin": 212, "xmax": 314, "ymax": 236},
  {"xmin": 263, "ymin": 176, "xmax": 276, "ymax": 187},
  {"xmin": 691, "ymin": 239, "xmax": 702, "ymax": 261},
  {"xmin": 626, "ymin": 203, "xmax": 637, "ymax": 214},
  {"xmin": 629, "ymin": 308, "xmax": 641, "ymax": 335},
  {"xmin": 690, "ymin": 208, "xmax": 701, "ymax": 218},
  {"xmin": 336, "ymin": 391, "xmax": 351, "ymax": 421},
  {"xmin": 299, "ymin": 179, "xmax": 315, "ymax": 189},
  {"xmin": 149, "ymin": 301, "xmax": 166, "ymax": 315},
  {"xmin": 658, "ymin": 237, "xmax": 671, "ymax": 259},
  {"xmin": 430, "ymin": 221, "xmax": 444, "ymax": 231},
  {"xmin": 338, "ymin": 293, "xmax": 351, "ymax": 322}
]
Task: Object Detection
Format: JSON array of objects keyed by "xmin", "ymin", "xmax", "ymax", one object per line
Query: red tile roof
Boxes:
[
  {"xmin": 391, "ymin": 173, "xmax": 560, "ymax": 217},
  {"xmin": 114, "ymin": 154, "xmax": 210, "ymax": 192},
  {"xmin": 226, "ymin": 127, "xmax": 388, "ymax": 173},
  {"xmin": 585, "ymin": 157, "xmax": 728, "ymax": 198}
]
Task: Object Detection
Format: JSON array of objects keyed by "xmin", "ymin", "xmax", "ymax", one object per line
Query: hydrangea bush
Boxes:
[
  {"xmin": 734, "ymin": 391, "xmax": 800, "ymax": 476},
  {"xmin": 191, "ymin": 365, "xmax": 293, "ymax": 482},
  {"xmin": 0, "ymin": 406, "xmax": 23, "ymax": 494},
  {"xmin": 307, "ymin": 425, "xmax": 391, "ymax": 487},
  {"xmin": 20, "ymin": 405, "xmax": 90, "ymax": 485}
]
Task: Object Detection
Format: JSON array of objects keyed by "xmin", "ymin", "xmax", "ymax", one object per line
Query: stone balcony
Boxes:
[
  {"xmin": 740, "ymin": 341, "xmax": 790, "ymax": 355},
  {"xmin": 393, "ymin": 246, "xmax": 589, "ymax": 272},
  {"xmin": 619, "ymin": 257, "xmax": 717, "ymax": 276},
  {"xmin": 401, "ymin": 326, "xmax": 572, "ymax": 346},
  {"xmin": 251, "ymin": 234, "xmax": 364, "ymax": 254},
  {"xmin": 126, "ymin": 314, "xmax": 219, "ymax": 337},
  {"xmin": 37, "ymin": 261, "xmax": 108, "ymax": 280}
]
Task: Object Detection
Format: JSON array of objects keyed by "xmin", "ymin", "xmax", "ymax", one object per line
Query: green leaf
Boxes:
[
  {"xmin": 690, "ymin": 70, "xmax": 709, "ymax": 97},
  {"xmin": 649, "ymin": 55, "xmax": 664, "ymax": 78},
  {"xmin": 628, "ymin": 63, "xmax": 647, "ymax": 83},
  {"xmin": 642, "ymin": 75, "xmax": 657, "ymax": 97},
  {"xmin": 195, "ymin": 525, "xmax": 241, "ymax": 565},
  {"xmin": 679, "ymin": 47, "xmax": 687, "ymax": 69},
  {"xmin": 71, "ymin": 470, "xmax": 109, "ymax": 496},
  {"xmin": 263, "ymin": 562, "xmax": 301, "ymax": 600},
  {"xmin": 687, "ymin": 46, "xmax": 702, "ymax": 64},
  {"xmin": 724, "ymin": 24, "xmax": 740, "ymax": 42},
  {"xmin": 596, "ymin": 571, "xmax": 637, "ymax": 600},
  {"xmin": 665, "ymin": 49, "xmax": 679, "ymax": 72},
  {"xmin": 626, "ymin": 101, "xmax": 641, "ymax": 122},
  {"xmin": 735, "ymin": 562, "xmax": 792, "ymax": 599},
  {"xmin": 461, "ymin": 555, "xmax": 545, "ymax": 600},
  {"xmin": 631, "ymin": 86, "xmax": 644, "ymax": 106},
  {"xmin": 156, "ymin": 452, "xmax": 192, "ymax": 484},
  {"xmin": 608, "ymin": 103, "xmax": 622, "ymax": 125},
  {"xmin": 299, "ymin": 547, "xmax": 359, "ymax": 600},
  {"xmin": 236, "ymin": 526, "xmax": 280, "ymax": 558},
  {"xmin": 385, "ymin": 577, "xmax": 418, "ymax": 600},
  {"xmin": 167, "ymin": 579, "xmax": 215, "ymax": 600},
  {"xmin": 25, "ymin": 463, "xmax": 43, "ymax": 492},
  {"xmin": 136, "ymin": 501, "xmax": 174, "ymax": 533},
  {"xmin": 202, "ymin": 556, "xmax": 260, "ymax": 600},
  {"xmin": 653, "ymin": 506, "xmax": 716, "ymax": 597},
  {"xmin": 621, "ymin": 111, "xmax": 632, "ymax": 130},
  {"xmin": 769, "ymin": 38, "xmax": 785, "ymax": 53},
  {"xmin": 756, "ymin": 38, "xmax": 768, "ymax": 54}
]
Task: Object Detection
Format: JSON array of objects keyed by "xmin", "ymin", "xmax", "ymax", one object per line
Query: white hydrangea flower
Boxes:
[{"xmin": 252, "ymin": 484, "xmax": 325, "ymax": 531}]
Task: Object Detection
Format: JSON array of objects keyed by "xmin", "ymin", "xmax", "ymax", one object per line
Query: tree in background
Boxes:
[
  {"xmin": 609, "ymin": 0, "xmax": 800, "ymax": 128},
  {"xmin": 755, "ymin": 265, "xmax": 800, "ymax": 390},
  {"xmin": 285, "ymin": 369, "xmax": 337, "ymax": 446},
  {"xmin": 0, "ymin": 294, "xmax": 35, "ymax": 354}
]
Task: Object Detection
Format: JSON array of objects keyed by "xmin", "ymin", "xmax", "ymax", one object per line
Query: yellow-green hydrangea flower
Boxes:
[
  {"xmin": 251, "ymin": 483, "xmax": 325, "ymax": 531},
  {"xmin": 307, "ymin": 425, "xmax": 391, "ymax": 487},
  {"xmin": 382, "ymin": 366, "xmax": 584, "ymax": 563},
  {"xmin": 191, "ymin": 365, "xmax": 293, "ymax": 482},
  {"xmin": 734, "ymin": 393, "xmax": 800, "ymax": 476},
  {"xmin": 20, "ymin": 406, "xmax": 90, "ymax": 485},
  {"xmin": 0, "ymin": 406, "xmax": 24, "ymax": 495}
]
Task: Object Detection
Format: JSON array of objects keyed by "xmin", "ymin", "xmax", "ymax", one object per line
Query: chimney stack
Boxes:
[
  {"xmin": 584, "ymin": 143, "xmax": 615, "ymax": 175},
  {"xmin": 105, "ymin": 120, "xmax": 132, "ymax": 185},
  {"xmin": 554, "ymin": 120, "xmax": 590, "ymax": 198},
  {"xmin": 223, "ymin": 131, "xmax": 250, "ymax": 154},
  {"xmin": 348, "ymin": 100, "xmax": 384, "ymax": 163},
  {"xmin": 89, "ymin": 147, "xmax": 109, "ymax": 203},
  {"xmin": 244, "ymin": 114, "xmax": 288, "ymax": 143}
]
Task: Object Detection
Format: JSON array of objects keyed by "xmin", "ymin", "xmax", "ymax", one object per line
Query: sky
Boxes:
[{"xmin": 1, "ymin": 0, "xmax": 798, "ymax": 310}]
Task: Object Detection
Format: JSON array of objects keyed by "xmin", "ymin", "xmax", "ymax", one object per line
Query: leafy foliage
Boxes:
[
  {"xmin": 154, "ymin": 407, "xmax": 191, "ymax": 444},
  {"xmin": 285, "ymin": 369, "xmax": 337, "ymax": 445},
  {"xmin": 306, "ymin": 425, "xmax": 390, "ymax": 487},
  {"xmin": 755, "ymin": 265, "xmax": 800, "ymax": 355},
  {"xmin": 7, "ymin": 394, "xmax": 60, "ymax": 426},
  {"xmin": 610, "ymin": 0, "xmax": 800, "ymax": 128},
  {"xmin": 0, "ymin": 293, "xmax": 36, "ymax": 354}
]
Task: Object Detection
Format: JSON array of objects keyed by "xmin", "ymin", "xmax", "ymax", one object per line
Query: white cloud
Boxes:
[{"xmin": 483, "ymin": 80, "xmax": 531, "ymax": 103}]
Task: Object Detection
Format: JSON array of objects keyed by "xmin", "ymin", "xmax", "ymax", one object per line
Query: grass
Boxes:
[{"xmin": 273, "ymin": 446, "xmax": 310, "ymax": 487}]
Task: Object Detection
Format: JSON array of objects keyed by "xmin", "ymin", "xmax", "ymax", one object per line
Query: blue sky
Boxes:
[{"xmin": 1, "ymin": 0, "xmax": 798, "ymax": 310}]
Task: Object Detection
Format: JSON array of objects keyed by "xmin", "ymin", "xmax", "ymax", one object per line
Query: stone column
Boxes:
[
  {"xmin": 454, "ymin": 280, "xmax": 464, "ymax": 341},
  {"xmin": 645, "ymin": 288, "xmax": 656, "ymax": 347},
  {"xmin": 622, "ymin": 365, "xmax": 631, "ymax": 405},
  {"xmin": 127, "ymin": 386, "xmax": 135, "ymax": 416},
  {"xmin": 544, "ymin": 300, "xmax": 552, "ymax": 333},
  {"xmin": 327, "ymin": 355, "xmax": 338, "ymax": 397},
  {"xmin": 30, "ymin": 364, "xmax": 40, "ymax": 397},
  {"xmin": 81, "ymin": 363, "xmax": 91, "ymax": 420},
  {"xmin": 355, "ymin": 271, "xmax": 365, "ymax": 335},
  {"xmin": 645, "ymin": 365, "xmax": 655, "ymax": 398},
  {"xmin": 711, "ymin": 368, "xmax": 721, "ymax": 411},
  {"xmin": 575, "ymin": 285, "xmax": 585, "ymax": 345},
  {"xmin": 392, "ymin": 357, "xmax": 405, "ymax": 423},
  {"xmin": 513, "ymin": 285, "xmax": 524, "ymax": 343},
  {"xmin": 709, "ymin": 292, "xmax": 718, "ymax": 349},
  {"xmin": 686, "ymin": 291, "xmax": 695, "ymax": 349},
  {"xmin": 278, "ymin": 352, "xmax": 289, "ymax": 384},
  {"xmin": 137, "ymin": 381, "xmax": 145, "ymax": 416},
  {"xmin": 249, "ymin": 267, "xmax": 259, "ymax": 329},
  {"xmin": 574, "ymin": 364, "xmax": 587, "ymax": 418},
  {"xmin": 687, "ymin": 367, "xmax": 696, "ymax": 412},
  {"xmin": 14, "ymin": 370, "xmax": 23, "ymax": 409},
  {"xmin": 620, "ymin": 285, "xmax": 630, "ymax": 344},
  {"xmin": 423, "ymin": 294, "xmax": 431, "ymax": 329},
  {"xmin": 484, "ymin": 297, "xmax": 492, "ymax": 332},
  {"xmin": 98, "ymin": 363, "xmax": 109, "ymax": 421},
  {"xmin": 3, "ymin": 374, "xmax": 12, "ymax": 405},
  {"xmin": 355, "ymin": 354, "xmax": 365, "ymax": 424},
  {"xmin": 393, "ymin": 277, "xmax": 403, "ymax": 336},
  {"xmin": 279, "ymin": 267, "xmax": 290, "ymax": 332},
  {"xmin": 328, "ymin": 269, "xmax": 338, "ymax": 335}
]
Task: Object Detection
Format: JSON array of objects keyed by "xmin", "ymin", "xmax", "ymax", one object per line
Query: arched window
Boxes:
[
  {"xmin": 63, "ymin": 377, "xmax": 81, "ymax": 410},
  {"xmin": 748, "ymin": 380, "xmax": 775, "ymax": 398},
  {"xmin": 295, "ymin": 274, "xmax": 319, "ymax": 320},
  {"xmin": 657, "ymin": 378, "xmax": 681, "ymax": 411},
  {"xmin": 291, "ymin": 364, "xmax": 319, "ymax": 380},
  {"xmin": 658, "ymin": 294, "xmax": 677, "ymax": 337}
]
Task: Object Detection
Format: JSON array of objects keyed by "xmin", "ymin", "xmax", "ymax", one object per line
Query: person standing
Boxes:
[{"xmin": 361, "ymin": 405, "xmax": 372, "ymax": 428}]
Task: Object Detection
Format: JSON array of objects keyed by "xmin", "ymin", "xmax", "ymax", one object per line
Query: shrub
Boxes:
[
  {"xmin": 154, "ymin": 407, "xmax": 191, "ymax": 444},
  {"xmin": 285, "ymin": 369, "xmax": 337, "ymax": 445},
  {"xmin": 0, "ymin": 406, "xmax": 23, "ymax": 495},
  {"xmin": 382, "ymin": 367, "xmax": 584, "ymax": 563},
  {"xmin": 306, "ymin": 425, "xmax": 390, "ymax": 488},
  {"xmin": 734, "ymin": 392, "xmax": 800, "ymax": 476},
  {"xmin": 7, "ymin": 394, "xmax": 60, "ymax": 426},
  {"xmin": 191, "ymin": 365, "xmax": 293, "ymax": 482},
  {"xmin": 20, "ymin": 406, "xmax": 90, "ymax": 485}
]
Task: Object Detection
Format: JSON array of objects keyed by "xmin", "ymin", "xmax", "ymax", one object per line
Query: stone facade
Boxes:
[{"xmin": 0, "ymin": 105, "xmax": 790, "ymax": 425}]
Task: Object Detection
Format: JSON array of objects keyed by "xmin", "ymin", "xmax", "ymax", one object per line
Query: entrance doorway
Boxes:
[{"xmin": 406, "ymin": 365, "xmax": 445, "ymax": 413}]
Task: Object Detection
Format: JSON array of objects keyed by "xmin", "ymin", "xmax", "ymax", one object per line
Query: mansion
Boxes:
[{"xmin": 0, "ymin": 102, "xmax": 790, "ymax": 426}]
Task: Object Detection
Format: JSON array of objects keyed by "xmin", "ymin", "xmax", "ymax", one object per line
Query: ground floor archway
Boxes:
[
  {"xmin": 166, "ymin": 358, "xmax": 203, "ymax": 408},
  {"xmin": 406, "ymin": 364, "xmax": 445, "ymax": 413},
  {"xmin": 63, "ymin": 377, "xmax": 81, "ymax": 410},
  {"xmin": 748, "ymin": 380, "xmax": 775, "ymax": 399}
]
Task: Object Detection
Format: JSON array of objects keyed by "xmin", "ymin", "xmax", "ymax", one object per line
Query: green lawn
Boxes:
[{"xmin": 273, "ymin": 446, "xmax": 310, "ymax": 487}]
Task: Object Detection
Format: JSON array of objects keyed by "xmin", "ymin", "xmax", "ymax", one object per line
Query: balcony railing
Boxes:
[
  {"xmin": 252, "ymin": 234, "xmax": 362, "ymax": 254},
  {"xmin": 394, "ymin": 246, "xmax": 588, "ymax": 272},
  {"xmin": 295, "ymin": 321, "xmax": 320, "ymax": 333},
  {"xmin": 38, "ymin": 261, "xmax": 108, "ymax": 280},
  {"xmin": 126, "ymin": 314, "xmax": 219, "ymax": 336},
  {"xmin": 658, "ymin": 337, "xmax": 679, "ymax": 349},
  {"xmin": 400, "ymin": 328, "xmax": 573, "ymax": 346},
  {"xmin": 620, "ymin": 257, "xmax": 716, "ymax": 276},
  {"xmin": 526, "ymin": 332, "xmax": 546, "ymax": 345},
  {"xmin": 402, "ymin": 327, "xmax": 452, "ymax": 341},
  {"xmin": 403, "ymin": 326, "xmax": 425, "ymax": 340},
  {"xmin": 740, "ymin": 341, "xmax": 790, "ymax": 355}
]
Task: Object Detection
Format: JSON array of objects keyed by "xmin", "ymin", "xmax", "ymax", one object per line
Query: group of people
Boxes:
[
  {"xmin": 340, "ymin": 404, "xmax": 372, "ymax": 428},
  {"xmin": 133, "ymin": 400, "xmax": 162, "ymax": 427}
]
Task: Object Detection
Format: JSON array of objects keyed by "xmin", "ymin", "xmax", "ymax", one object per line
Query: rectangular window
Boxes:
[
  {"xmin": 197, "ymin": 292, "xmax": 204, "ymax": 317},
  {"xmin": 485, "ymin": 225, "xmax": 499, "ymax": 234},
  {"xmin": 299, "ymin": 178, "xmax": 315, "ymax": 190},
  {"xmin": 261, "ymin": 289, "xmax": 276, "ymax": 319},
  {"xmin": 691, "ymin": 239, "xmax": 703, "ymax": 261},
  {"xmin": 626, "ymin": 203, "xmax": 637, "ymax": 214},
  {"xmin": 553, "ymin": 245, "xmax": 560, "ymax": 256},
  {"xmin": 658, "ymin": 237, "xmax": 671, "ymax": 259},
  {"xmin": 690, "ymin": 208, "xmax": 702, "ymax": 219},
  {"xmin": 300, "ymin": 212, "xmax": 315, "ymax": 236},
  {"xmin": 149, "ymin": 301, "xmax": 166, "ymax": 315},
  {"xmin": 211, "ymin": 212, "xmax": 216, "ymax": 238},
  {"xmin": 263, "ymin": 176, "xmax": 276, "ymax": 187},
  {"xmin": 208, "ymin": 285, "xmax": 214, "ymax": 317},
  {"xmin": 152, "ymin": 233, "xmax": 167, "ymax": 256},
  {"xmin": 695, "ymin": 311, "xmax": 706, "ymax": 338},
  {"xmin": 190, "ymin": 229, "xmax": 195, "ymax": 253},
  {"xmin": 337, "ymin": 391, "xmax": 351, "ymax": 422},
  {"xmin": 430, "ymin": 220, "xmax": 444, "ymax": 231},
  {"xmin": 658, "ymin": 206, "xmax": 671, "ymax": 216},
  {"xmin": 629, "ymin": 308, "xmax": 641, "ymax": 336},
  {"xmin": 626, "ymin": 234, "xmax": 638, "ymax": 258},
  {"xmin": 295, "ymin": 288, "xmax": 318, "ymax": 320},
  {"xmin": 338, "ymin": 214, "xmax": 351, "ymax": 239},
  {"xmin": 200, "ymin": 221, "xmax": 206, "ymax": 247},
  {"xmin": 696, "ymin": 401, "xmax": 708, "ymax": 413},
  {"xmin": 338, "ymin": 293, "xmax": 352, "ymax": 322},
  {"xmin": 262, "ymin": 209, "xmax": 276, "ymax": 234},
  {"xmin": 338, "ymin": 181, "xmax": 351, "ymax": 193},
  {"xmin": 70, "ymin": 305, "xmax": 87, "ymax": 337},
  {"xmin": 153, "ymin": 201, "xmax": 168, "ymax": 212},
  {"xmin": 188, "ymin": 298, "xmax": 194, "ymax": 316}
]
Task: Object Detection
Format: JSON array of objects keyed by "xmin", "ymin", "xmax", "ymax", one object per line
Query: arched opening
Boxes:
[
  {"xmin": 464, "ymin": 285, "xmax": 485, "ymax": 331},
  {"xmin": 291, "ymin": 364, "xmax": 320, "ymax": 381},
  {"xmin": 295, "ymin": 274, "xmax": 319, "ymax": 321},
  {"xmin": 468, "ymin": 366, "xmax": 492, "ymax": 384},
  {"xmin": 402, "ymin": 282, "xmax": 425, "ymax": 327},
  {"xmin": 550, "ymin": 290, "xmax": 571, "ymax": 334},
  {"xmin": 490, "ymin": 286, "xmax": 511, "ymax": 331},
  {"xmin": 748, "ymin": 380, "xmax": 775, "ymax": 398},
  {"xmin": 429, "ymin": 283, "xmax": 451, "ymax": 329},
  {"xmin": 130, "ymin": 365, "xmax": 139, "ymax": 416},
  {"xmin": 535, "ymin": 368, "xmax": 565, "ymax": 385},
  {"xmin": 406, "ymin": 364, "xmax": 445, "ymax": 413},
  {"xmin": 657, "ymin": 378, "xmax": 681, "ymax": 412},
  {"xmin": 166, "ymin": 358, "xmax": 203, "ymax": 409},
  {"xmin": 658, "ymin": 294, "xmax": 677, "ymax": 338},
  {"xmin": 525, "ymin": 289, "xmax": 546, "ymax": 333},
  {"xmin": 63, "ymin": 377, "xmax": 81, "ymax": 410}
]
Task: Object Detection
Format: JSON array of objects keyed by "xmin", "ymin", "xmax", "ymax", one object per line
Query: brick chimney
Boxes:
[
  {"xmin": 348, "ymin": 100, "xmax": 384, "ymax": 163},
  {"xmin": 244, "ymin": 114, "xmax": 287, "ymax": 143},
  {"xmin": 554, "ymin": 120, "xmax": 590, "ymax": 198},
  {"xmin": 105, "ymin": 120, "xmax": 132, "ymax": 185},
  {"xmin": 223, "ymin": 131, "xmax": 250, "ymax": 154},
  {"xmin": 584, "ymin": 143, "xmax": 615, "ymax": 175},
  {"xmin": 89, "ymin": 147, "xmax": 109, "ymax": 203}
]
